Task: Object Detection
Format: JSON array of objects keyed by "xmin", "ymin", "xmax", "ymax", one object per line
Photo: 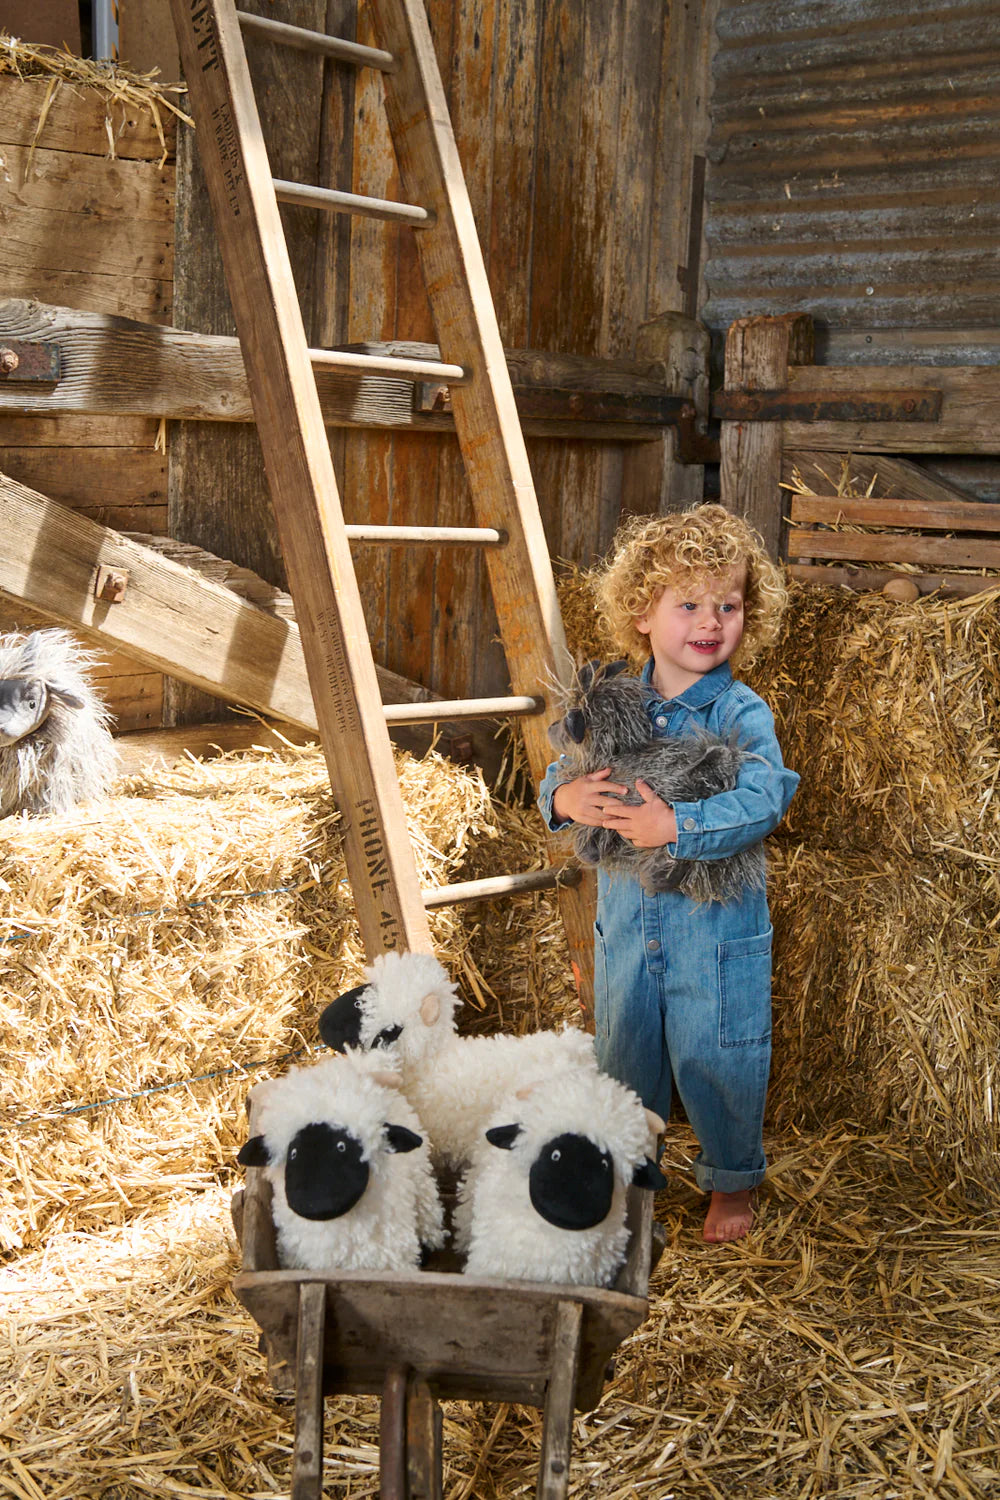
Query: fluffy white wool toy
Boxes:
[
  {"xmin": 0, "ymin": 628, "xmax": 118, "ymax": 816},
  {"xmin": 319, "ymin": 951, "xmax": 598, "ymax": 1171},
  {"xmin": 457, "ymin": 1068, "xmax": 664, "ymax": 1288},
  {"xmin": 238, "ymin": 1051, "xmax": 445, "ymax": 1274}
]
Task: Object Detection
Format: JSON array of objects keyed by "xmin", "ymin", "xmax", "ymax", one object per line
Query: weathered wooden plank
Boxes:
[
  {"xmin": 405, "ymin": 1377, "xmax": 443, "ymax": 1500},
  {"xmin": 0, "ymin": 445, "xmax": 166, "ymax": 510},
  {"xmin": 789, "ymin": 495, "xmax": 1000, "ymax": 532},
  {"xmin": 0, "ymin": 141, "xmax": 173, "ymax": 282},
  {"xmin": 292, "ymin": 1283, "xmax": 326, "ymax": 1500},
  {"xmin": 0, "ymin": 413, "xmax": 160, "ymax": 447},
  {"xmin": 720, "ymin": 313, "xmax": 815, "ymax": 558},
  {"xmin": 114, "ymin": 720, "xmax": 318, "ymax": 775},
  {"xmin": 789, "ymin": 564, "xmax": 998, "ymax": 599},
  {"xmin": 488, "ymin": 0, "xmax": 541, "ymax": 349},
  {"xmin": 783, "ymin": 364, "xmax": 1000, "ymax": 453},
  {"xmin": 0, "ymin": 75, "xmax": 177, "ymax": 161},
  {"xmin": 787, "ymin": 528, "xmax": 1000, "ymax": 570},
  {"xmin": 782, "ymin": 450, "xmax": 991, "ymax": 509}
]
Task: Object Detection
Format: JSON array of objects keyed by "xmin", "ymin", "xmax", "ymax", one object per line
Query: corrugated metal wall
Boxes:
[{"xmin": 701, "ymin": 0, "xmax": 1000, "ymax": 366}]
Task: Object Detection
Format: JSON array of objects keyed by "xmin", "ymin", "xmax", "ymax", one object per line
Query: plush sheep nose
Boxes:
[
  {"xmin": 284, "ymin": 1122, "xmax": 369, "ymax": 1219},
  {"xmin": 528, "ymin": 1132, "xmax": 614, "ymax": 1230},
  {"xmin": 318, "ymin": 983, "xmax": 367, "ymax": 1051}
]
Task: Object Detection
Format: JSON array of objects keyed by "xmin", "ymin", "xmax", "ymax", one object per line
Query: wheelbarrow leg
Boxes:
[
  {"xmin": 406, "ymin": 1376, "xmax": 443, "ymax": 1500},
  {"xmin": 537, "ymin": 1300, "xmax": 583, "ymax": 1500},
  {"xmin": 380, "ymin": 1366, "xmax": 409, "ymax": 1500},
  {"xmin": 292, "ymin": 1282, "xmax": 327, "ymax": 1500}
]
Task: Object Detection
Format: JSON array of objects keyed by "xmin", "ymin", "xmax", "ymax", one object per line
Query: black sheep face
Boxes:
[
  {"xmin": 318, "ymin": 983, "xmax": 368, "ymax": 1051},
  {"xmin": 284, "ymin": 1122, "xmax": 370, "ymax": 1220},
  {"xmin": 530, "ymin": 1132, "xmax": 615, "ymax": 1230}
]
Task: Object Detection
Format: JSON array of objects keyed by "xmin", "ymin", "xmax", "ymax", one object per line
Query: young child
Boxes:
[{"xmin": 538, "ymin": 505, "xmax": 798, "ymax": 1243}]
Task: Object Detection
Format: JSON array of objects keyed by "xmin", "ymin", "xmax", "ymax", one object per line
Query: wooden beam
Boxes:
[
  {"xmin": 720, "ymin": 313, "xmax": 815, "ymax": 558},
  {"xmin": 782, "ymin": 365, "xmax": 1000, "ymax": 454},
  {"xmin": 0, "ymin": 472, "xmax": 452, "ymax": 736},
  {"xmin": 787, "ymin": 529, "xmax": 1000, "ymax": 570},
  {"xmin": 0, "ymin": 300, "xmax": 678, "ymax": 441},
  {"xmin": 789, "ymin": 564, "xmax": 998, "ymax": 599},
  {"xmin": 789, "ymin": 495, "xmax": 1000, "ymax": 532}
]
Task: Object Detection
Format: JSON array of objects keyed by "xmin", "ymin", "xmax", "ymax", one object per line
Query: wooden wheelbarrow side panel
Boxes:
[
  {"xmin": 232, "ymin": 1168, "xmax": 653, "ymax": 1412},
  {"xmin": 234, "ymin": 1267, "xmax": 648, "ymax": 1412}
]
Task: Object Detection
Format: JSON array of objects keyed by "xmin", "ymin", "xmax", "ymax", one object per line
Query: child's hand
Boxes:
[
  {"xmin": 553, "ymin": 769, "xmax": 630, "ymax": 827},
  {"xmin": 601, "ymin": 779, "xmax": 678, "ymax": 847}
]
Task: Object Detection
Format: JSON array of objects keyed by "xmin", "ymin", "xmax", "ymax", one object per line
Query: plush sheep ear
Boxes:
[
  {"xmin": 237, "ymin": 1135, "xmax": 271, "ymax": 1168},
  {"xmin": 632, "ymin": 1156, "xmax": 666, "ymax": 1191},
  {"xmin": 419, "ymin": 991, "xmax": 441, "ymax": 1027},
  {"xmin": 515, "ymin": 1080, "xmax": 545, "ymax": 1101},
  {"xmin": 644, "ymin": 1107, "xmax": 666, "ymax": 1136},
  {"xmin": 485, "ymin": 1124, "xmax": 523, "ymax": 1150},
  {"xmin": 564, "ymin": 708, "xmax": 587, "ymax": 744},
  {"xmin": 384, "ymin": 1123, "xmax": 422, "ymax": 1153},
  {"xmin": 370, "ymin": 1069, "xmax": 404, "ymax": 1090},
  {"xmin": 47, "ymin": 684, "xmax": 85, "ymax": 711}
]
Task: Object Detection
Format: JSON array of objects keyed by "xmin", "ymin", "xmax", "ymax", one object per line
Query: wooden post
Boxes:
[
  {"xmin": 379, "ymin": 1366, "xmax": 409, "ymax": 1500},
  {"xmin": 405, "ymin": 1376, "xmax": 443, "ymax": 1500},
  {"xmin": 292, "ymin": 1282, "xmax": 327, "ymax": 1500},
  {"xmin": 719, "ymin": 313, "xmax": 815, "ymax": 559},
  {"xmin": 537, "ymin": 1300, "xmax": 583, "ymax": 1500},
  {"xmin": 621, "ymin": 311, "xmax": 711, "ymax": 518}
]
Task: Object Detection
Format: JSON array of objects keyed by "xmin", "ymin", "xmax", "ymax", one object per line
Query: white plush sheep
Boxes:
[
  {"xmin": 0, "ymin": 628, "xmax": 118, "ymax": 816},
  {"xmin": 237, "ymin": 1051, "xmax": 446, "ymax": 1274},
  {"xmin": 319, "ymin": 951, "xmax": 598, "ymax": 1171},
  {"xmin": 457, "ymin": 1069, "xmax": 664, "ymax": 1288}
]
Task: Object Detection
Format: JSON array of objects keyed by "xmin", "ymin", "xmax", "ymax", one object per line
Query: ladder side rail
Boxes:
[
  {"xmin": 369, "ymin": 0, "xmax": 597, "ymax": 1003},
  {"xmin": 168, "ymin": 0, "xmax": 432, "ymax": 956}
]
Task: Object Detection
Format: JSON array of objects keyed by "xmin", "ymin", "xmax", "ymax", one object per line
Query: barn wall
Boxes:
[
  {"xmin": 0, "ymin": 76, "xmax": 175, "ymax": 730},
  {"xmin": 702, "ymin": 0, "xmax": 1000, "ymax": 369},
  {"xmin": 168, "ymin": 0, "xmax": 714, "ymax": 715}
]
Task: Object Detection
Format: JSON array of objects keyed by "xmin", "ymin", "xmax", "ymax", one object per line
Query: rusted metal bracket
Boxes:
[
  {"xmin": 94, "ymin": 565, "xmax": 129, "ymax": 603},
  {"xmin": 0, "ymin": 340, "xmax": 62, "ymax": 382},
  {"xmin": 711, "ymin": 388, "xmax": 943, "ymax": 423},
  {"xmin": 416, "ymin": 380, "xmax": 694, "ymax": 429}
]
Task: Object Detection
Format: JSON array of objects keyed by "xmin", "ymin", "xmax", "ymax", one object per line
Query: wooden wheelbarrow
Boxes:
[{"xmin": 231, "ymin": 1161, "xmax": 664, "ymax": 1500}]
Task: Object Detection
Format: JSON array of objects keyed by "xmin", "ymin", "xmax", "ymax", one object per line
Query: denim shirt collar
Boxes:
[{"xmin": 640, "ymin": 658, "xmax": 734, "ymax": 710}]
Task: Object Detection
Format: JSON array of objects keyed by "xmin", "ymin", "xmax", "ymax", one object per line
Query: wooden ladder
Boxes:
[{"xmin": 166, "ymin": 0, "xmax": 594, "ymax": 999}]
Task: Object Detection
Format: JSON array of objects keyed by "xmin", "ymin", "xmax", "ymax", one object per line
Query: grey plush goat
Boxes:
[
  {"xmin": 548, "ymin": 659, "xmax": 765, "ymax": 901},
  {"xmin": 0, "ymin": 629, "xmax": 118, "ymax": 816}
]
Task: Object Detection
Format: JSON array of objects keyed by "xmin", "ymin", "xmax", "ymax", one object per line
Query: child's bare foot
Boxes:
[{"xmin": 703, "ymin": 1189, "xmax": 754, "ymax": 1243}]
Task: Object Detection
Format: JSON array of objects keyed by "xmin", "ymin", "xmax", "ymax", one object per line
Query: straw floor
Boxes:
[{"xmin": 3, "ymin": 574, "xmax": 1000, "ymax": 1497}]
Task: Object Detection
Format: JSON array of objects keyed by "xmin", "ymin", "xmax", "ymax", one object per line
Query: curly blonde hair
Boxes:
[{"xmin": 593, "ymin": 504, "xmax": 788, "ymax": 668}]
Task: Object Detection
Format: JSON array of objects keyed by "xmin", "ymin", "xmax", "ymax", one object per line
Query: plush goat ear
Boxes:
[
  {"xmin": 237, "ymin": 1135, "xmax": 271, "ymax": 1168},
  {"xmin": 419, "ymin": 991, "xmax": 441, "ymax": 1027},
  {"xmin": 47, "ymin": 684, "xmax": 85, "ymax": 711},
  {"xmin": 606, "ymin": 659, "xmax": 630, "ymax": 679},
  {"xmin": 485, "ymin": 1123, "xmax": 523, "ymax": 1150},
  {"xmin": 632, "ymin": 1156, "xmax": 666, "ymax": 1191},
  {"xmin": 384, "ymin": 1123, "xmax": 422, "ymax": 1153},
  {"xmin": 564, "ymin": 708, "xmax": 587, "ymax": 744},
  {"xmin": 577, "ymin": 660, "xmax": 596, "ymax": 692}
]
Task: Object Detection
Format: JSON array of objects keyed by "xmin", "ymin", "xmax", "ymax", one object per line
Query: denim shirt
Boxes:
[
  {"xmin": 538, "ymin": 660, "xmax": 798, "ymax": 863},
  {"xmin": 538, "ymin": 660, "xmax": 799, "ymax": 968}
]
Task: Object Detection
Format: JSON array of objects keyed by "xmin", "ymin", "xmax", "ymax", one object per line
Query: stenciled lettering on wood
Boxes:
[
  {"xmin": 186, "ymin": 3, "xmax": 244, "ymax": 217},
  {"xmin": 189, "ymin": 1, "xmax": 221, "ymax": 71}
]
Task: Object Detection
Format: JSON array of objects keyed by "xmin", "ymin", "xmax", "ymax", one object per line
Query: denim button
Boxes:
[
  {"xmin": 655, "ymin": 715, "xmax": 667, "ymax": 728},
  {"xmin": 683, "ymin": 817, "xmax": 697, "ymax": 831},
  {"xmin": 646, "ymin": 938, "xmax": 660, "ymax": 952}
]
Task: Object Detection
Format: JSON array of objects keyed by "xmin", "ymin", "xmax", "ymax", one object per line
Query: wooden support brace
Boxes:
[
  {"xmin": 405, "ymin": 1377, "xmax": 443, "ymax": 1500},
  {"xmin": 292, "ymin": 1282, "xmax": 327, "ymax": 1500},
  {"xmin": 379, "ymin": 1366, "xmax": 409, "ymax": 1500},
  {"xmin": 720, "ymin": 313, "xmax": 815, "ymax": 559},
  {"xmin": 537, "ymin": 1300, "xmax": 583, "ymax": 1500}
]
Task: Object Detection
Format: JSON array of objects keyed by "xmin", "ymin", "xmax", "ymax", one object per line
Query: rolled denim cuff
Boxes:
[
  {"xmin": 692, "ymin": 1157, "xmax": 767, "ymax": 1194},
  {"xmin": 669, "ymin": 799, "xmax": 703, "ymax": 857}
]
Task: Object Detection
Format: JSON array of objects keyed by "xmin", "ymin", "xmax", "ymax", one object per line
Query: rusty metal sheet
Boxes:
[
  {"xmin": 702, "ymin": 2, "xmax": 1000, "ymax": 365},
  {"xmin": 712, "ymin": 389, "xmax": 943, "ymax": 423}
]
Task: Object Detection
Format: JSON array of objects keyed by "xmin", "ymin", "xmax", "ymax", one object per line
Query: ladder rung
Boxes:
[
  {"xmin": 273, "ymin": 179, "xmax": 432, "ymax": 228},
  {"xmin": 345, "ymin": 525, "xmax": 505, "ymax": 547},
  {"xmin": 383, "ymin": 696, "xmax": 543, "ymax": 725},
  {"xmin": 236, "ymin": 10, "xmax": 395, "ymax": 71},
  {"xmin": 308, "ymin": 347, "xmax": 466, "ymax": 382},
  {"xmin": 422, "ymin": 864, "xmax": 582, "ymax": 908}
]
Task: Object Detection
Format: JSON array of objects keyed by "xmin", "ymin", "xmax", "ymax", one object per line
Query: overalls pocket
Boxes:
[
  {"xmin": 717, "ymin": 925, "xmax": 773, "ymax": 1048},
  {"xmin": 593, "ymin": 917, "xmax": 610, "ymax": 1041}
]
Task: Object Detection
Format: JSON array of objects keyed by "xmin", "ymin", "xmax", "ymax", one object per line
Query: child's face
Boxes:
[{"xmin": 635, "ymin": 566, "xmax": 747, "ymax": 695}]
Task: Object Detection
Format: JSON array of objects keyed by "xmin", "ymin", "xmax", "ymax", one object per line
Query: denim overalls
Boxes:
[{"xmin": 538, "ymin": 660, "xmax": 799, "ymax": 1194}]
